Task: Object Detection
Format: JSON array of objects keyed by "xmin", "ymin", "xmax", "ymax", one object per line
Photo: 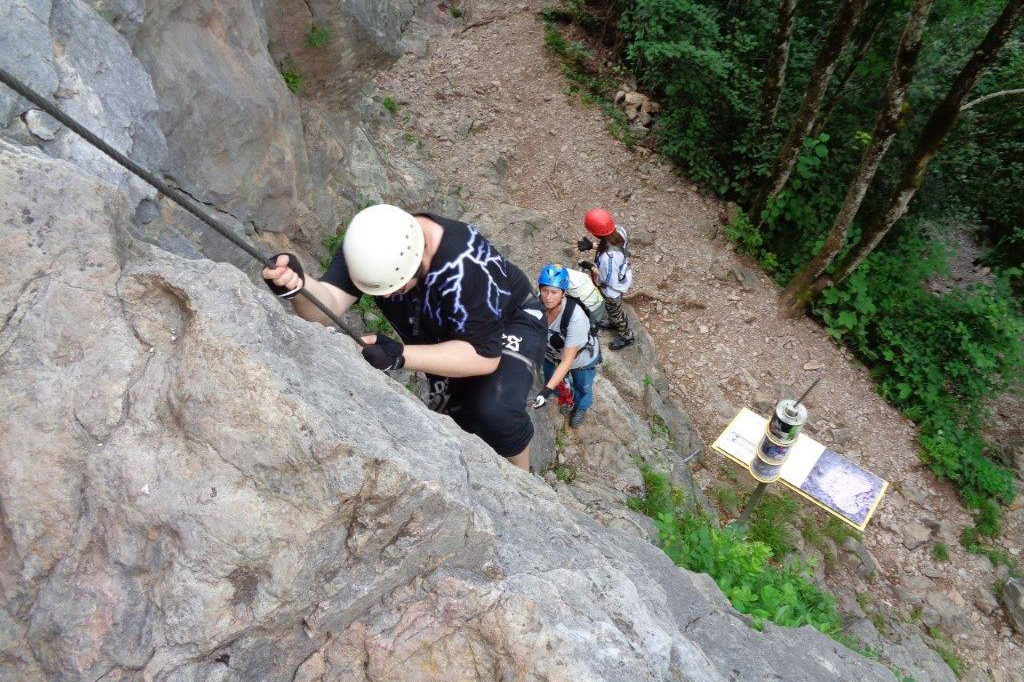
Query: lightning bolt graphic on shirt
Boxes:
[{"xmin": 422, "ymin": 225, "xmax": 511, "ymax": 333}]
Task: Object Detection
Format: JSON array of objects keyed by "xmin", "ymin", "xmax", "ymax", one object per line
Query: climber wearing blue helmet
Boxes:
[{"xmin": 533, "ymin": 264, "xmax": 601, "ymax": 428}]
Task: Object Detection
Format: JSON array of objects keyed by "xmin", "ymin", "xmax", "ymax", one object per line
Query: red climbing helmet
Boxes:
[{"xmin": 584, "ymin": 208, "xmax": 615, "ymax": 237}]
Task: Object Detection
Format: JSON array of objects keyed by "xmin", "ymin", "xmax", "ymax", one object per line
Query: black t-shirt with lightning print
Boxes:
[{"xmin": 322, "ymin": 213, "xmax": 534, "ymax": 358}]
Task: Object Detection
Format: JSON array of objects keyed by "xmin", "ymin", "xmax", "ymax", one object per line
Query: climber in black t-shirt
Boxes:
[{"xmin": 261, "ymin": 204, "xmax": 545, "ymax": 471}]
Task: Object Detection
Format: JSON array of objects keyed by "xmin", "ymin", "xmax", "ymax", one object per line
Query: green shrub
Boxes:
[
  {"xmin": 279, "ymin": 65, "xmax": 303, "ymax": 93},
  {"xmin": 633, "ymin": 468, "xmax": 842, "ymax": 635},
  {"xmin": 931, "ymin": 543, "xmax": 950, "ymax": 563},
  {"xmin": 813, "ymin": 230, "xmax": 1023, "ymax": 522},
  {"xmin": 382, "ymin": 96, "xmax": 398, "ymax": 115}
]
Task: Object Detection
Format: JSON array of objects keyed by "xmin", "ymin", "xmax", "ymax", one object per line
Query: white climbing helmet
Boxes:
[{"xmin": 342, "ymin": 204, "xmax": 425, "ymax": 296}]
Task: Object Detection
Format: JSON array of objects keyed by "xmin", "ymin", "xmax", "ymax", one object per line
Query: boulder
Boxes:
[
  {"xmin": 0, "ymin": 139, "xmax": 902, "ymax": 682},
  {"xmin": 1002, "ymin": 578, "xmax": 1024, "ymax": 634}
]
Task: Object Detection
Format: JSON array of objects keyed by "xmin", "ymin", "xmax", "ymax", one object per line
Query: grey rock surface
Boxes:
[
  {"xmin": 1, "ymin": 0, "xmax": 168, "ymax": 205},
  {"xmin": 1003, "ymin": 578, "xmax": 1024, "ymax": 634},
  {"xmin": 0, "ymin": 139, "xmax": 900, "ymax": 682},
  {"xmin": 846, "ymin": 619, "xmax": 958, "ymax": 682}
]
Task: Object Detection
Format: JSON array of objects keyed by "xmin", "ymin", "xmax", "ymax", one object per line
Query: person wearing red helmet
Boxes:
[{"xmin": 578, "ymin": 209, "xmax": 635, "ymax": 350}]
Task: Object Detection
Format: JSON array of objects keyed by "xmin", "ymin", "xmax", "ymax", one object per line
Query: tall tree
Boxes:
[
  {"xmin": 820, "ymin": 0, "xmax": 1024, "ymax": 290},
  {"xmin": 760, "ymin": 0, "xmax": 799, "ymax": 130},
  {"xmin": 780, "ymin": 0, "xmax": 935, "ymax": 316},
  {"xmin": 749, "ymin": 0, "xmax": 868, "ymax": 228}
]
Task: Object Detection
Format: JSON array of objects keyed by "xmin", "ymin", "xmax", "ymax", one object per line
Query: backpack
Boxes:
[
  {"xmin": 565, "ymin": 268, "xmax": 605, "ymax": 317},
  {"xmin": 558, "ymin": 296, "xmax": 600, "ymax": 359},
  {"xmin": 606, "ymin": 246, "xmax": 633, "ymax": 291}
]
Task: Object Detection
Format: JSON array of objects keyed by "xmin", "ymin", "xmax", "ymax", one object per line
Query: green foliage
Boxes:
[
  {"xmin": 813, "ymin": 229, "xmax": 1023, "ymax": 523},
  {"xmin": 633, "ymin": 467, "xmax": 843, "ymax": 636},
  {"xmin": 280, "ymin": 65, "xmax": 304, "ymax": 93},
  {"xmin": 307, "ymin": 25, "xmax": 330, "ymax": 48},
  {"xmin": 382, "ymin": 96, "xmax": 398, "ymax": 115},
  {"xmin": 931, "ymin": 542, "xmax": 950, "ymax": 563},
  {"xmin": 961, "ymin": 526, "xmax": 1019, "ymax": 572},
  {"xmin": 545, "ymin": 462, "xmax": 579, "ymax": 484},
  {"xmin": 320, "ymin": 230, "xmax": 344, "ymax": 270},
  {"xmin": 450, "ymin": 5, "xmax": 463, "ymax": 18},
  {"xmin": 649, "ymin": 414, "xmax": 670, "ymax": 439}
]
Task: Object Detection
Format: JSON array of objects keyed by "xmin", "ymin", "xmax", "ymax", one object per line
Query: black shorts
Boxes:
[{"xmin": 426, "ymin": 301, "xmax": 546, "ymax": 457}]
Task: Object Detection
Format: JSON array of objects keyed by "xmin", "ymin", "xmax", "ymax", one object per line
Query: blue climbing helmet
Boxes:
[{"xmin": 538, "ymin": 263, "xmax": 570, "ymax": 290}]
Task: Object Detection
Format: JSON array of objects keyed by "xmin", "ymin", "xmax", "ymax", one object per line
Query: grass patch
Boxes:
[
  {"xmin": 927, "ymin": 631, "xmax": 965, "ymax": 678},
  {"xmin": 747, "ymin": 493, "xmax": 797, "ymax": 559},
  {"xmin": 545, "ymin": 463, "xmax": 578, "ymax": 484},
  {"xmin": 800, "ymin": 518, "xmax": 837, "ymax": 572},
  {"xmin": 382, "ymin": 96, "xmax": 398, "ymax": 115},
  {"xmin": 931, "ymin": 542, "xmax": 950, "ymax": 563},
  {"xmin": 712, "ymin": 485, "xmax": 740, "ymax": 513},
  {"xmin": 307, "ymin": 25, "xmax": 330, "ymax": 48},
  {"xmin": 823, "ymin": 516, "xmax": 861, "ymax": 545}
]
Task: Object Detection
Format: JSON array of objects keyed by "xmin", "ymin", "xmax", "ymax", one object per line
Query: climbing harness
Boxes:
[{"xmin": 0, "ymin": 66, "xmax": 366, "ymax": 347}]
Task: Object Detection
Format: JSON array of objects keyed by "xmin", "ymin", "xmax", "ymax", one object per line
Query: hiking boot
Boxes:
[
  {"xmin": 610, "ymin": 335, "xmax": 635, "ymax": 350},
  {"xmin": 570, "ymin": 409, "xmax": 587, "ymax": 428}
]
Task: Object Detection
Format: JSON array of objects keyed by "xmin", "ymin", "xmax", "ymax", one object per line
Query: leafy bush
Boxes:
[
  {"xmin": 632, "ymin": 468, "xmax": 842, "ymax": 635},
  {"xmin": 813, "ymin": 228, "xmax": 1023, "ymax": 516}
]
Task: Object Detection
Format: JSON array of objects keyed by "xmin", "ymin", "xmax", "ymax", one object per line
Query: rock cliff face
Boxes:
[{"xmin": 1, "ymin": 2, "xmax": 898, "ymax": 681}]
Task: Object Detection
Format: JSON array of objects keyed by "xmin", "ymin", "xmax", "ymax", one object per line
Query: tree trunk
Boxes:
[
  {"xmin": 811, "ymin": 1, "xmax": 888, "ymax": 138},
  {"xmin": 759, "ymin": 0, "xmax": 798, "ymax": 130},
  {"xmin": 820, "ymin": 0, "xmax": 1024, "ymax": 290},
  {"xmin": 749, "ymin": 0, "xmax": 868, "ymax": 228},
  {"xmin": 780, "ymin": 0, "xmax": 934, "ymax": 316}
]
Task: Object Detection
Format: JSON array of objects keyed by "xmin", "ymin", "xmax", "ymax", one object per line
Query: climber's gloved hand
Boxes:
[
  {"xmin": 262, "ymin": 253, "xmax": 305, "ymax": 299},
  {"xmin": 361, "ymin": 334, "xmax": 405, "ymax": 371},
  {"xmin": 577, "ymin": 237, "xmax": 594, "ymax": 252},
  {"xmin": 578, "ymin": 260, "xmax": 595, "ymax": 271},
  {"xmin": 531, "ymin": 386, "xmax": 556, "ymax": 409}
]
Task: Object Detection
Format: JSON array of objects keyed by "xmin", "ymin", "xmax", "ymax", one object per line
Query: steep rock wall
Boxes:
[{"xmin": 0, "ymin": 138, "xmax": 900, "ymax": 682}]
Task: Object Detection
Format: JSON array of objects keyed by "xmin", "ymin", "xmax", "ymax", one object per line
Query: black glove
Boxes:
[
  {"xmin": 263, "ymin": 252, "xmax": 305, "ymax": 299},
  {"xmin": 361, "ymin": 335, "xmax": 405, "ymax": 371},
  {"xmin": 577, "ymin": 237, "xmax": 594, "ymax": 252},
  {"xmin": 578, "ymin": 260, "xmax": 595, "ymax": 271},
  {"xmin": 531, "ymin": 386, "xmax": 556, "ymax": 409}
]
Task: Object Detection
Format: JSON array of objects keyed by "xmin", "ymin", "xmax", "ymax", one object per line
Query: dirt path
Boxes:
[{"xmin": 374, "ymin": 2, "xmax": 1022, "ymax": 678}]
